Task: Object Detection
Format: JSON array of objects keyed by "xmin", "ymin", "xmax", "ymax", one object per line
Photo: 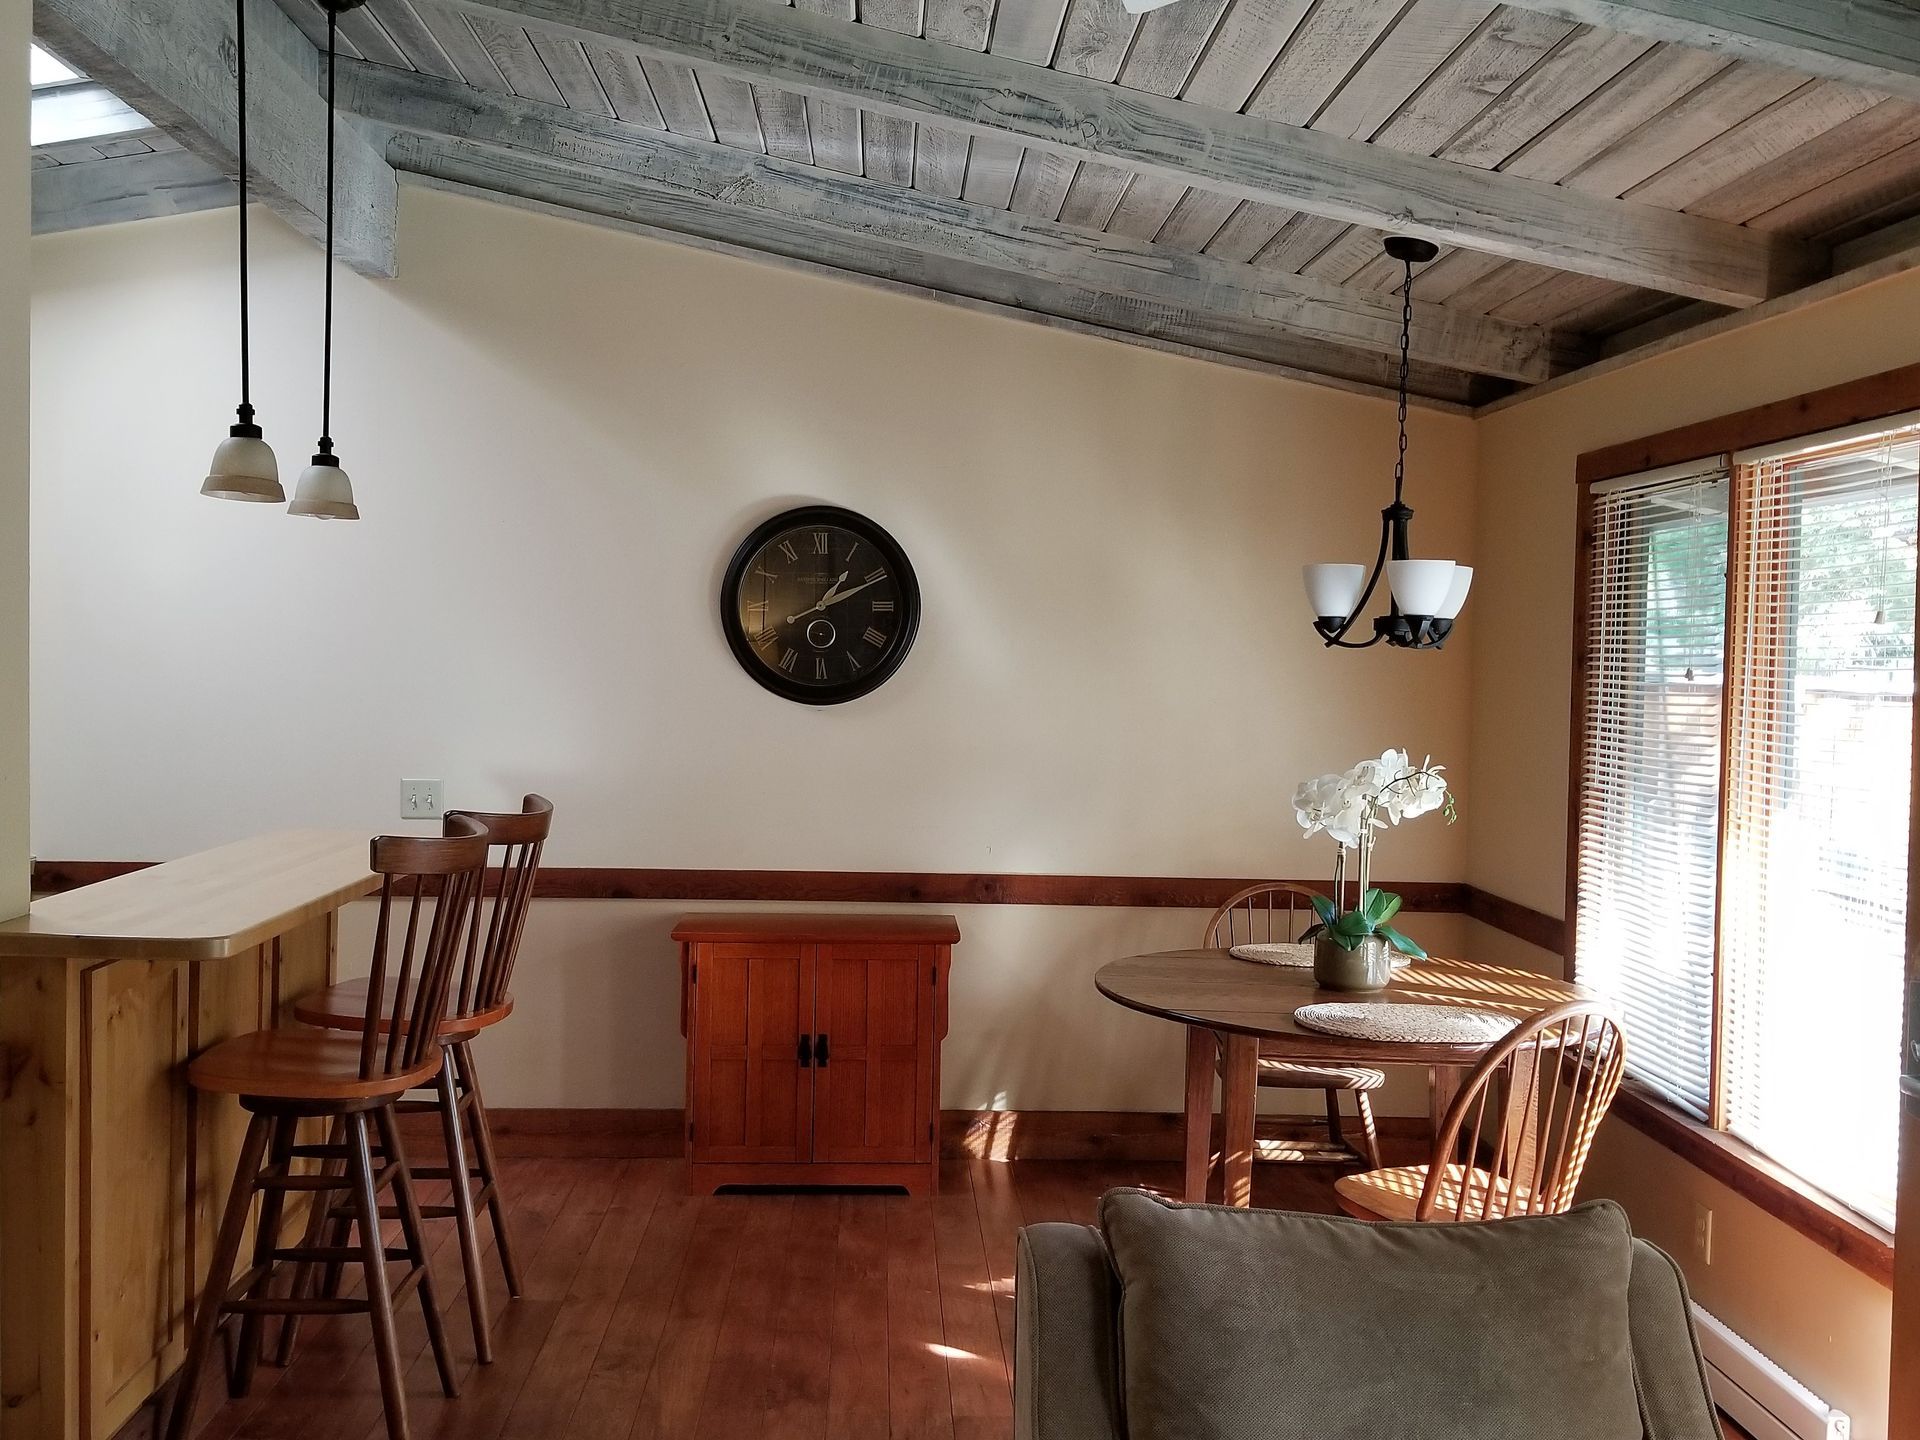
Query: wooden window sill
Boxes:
[{"xmin": 1609, "ymin": 1082, "xmax": 1893, "ymax": 1287}]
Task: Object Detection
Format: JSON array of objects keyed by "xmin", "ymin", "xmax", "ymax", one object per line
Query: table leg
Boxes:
[
  {"xmin": 1429, "ymin": 1065, "xmax": 1464, "ymax": 1148},
  {"xmin": 1219, "ymin": 1033, "xmax": 1257, "ymax": 1208},
  {"xmin": 1182, "ymin": 1026, "xmax": 1215, "ymax": 1204}
]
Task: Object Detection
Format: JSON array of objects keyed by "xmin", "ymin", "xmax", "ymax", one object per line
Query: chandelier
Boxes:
[{"xmin": 1302, "ymin": 237, "xmax": 1471, "ymax": 649}]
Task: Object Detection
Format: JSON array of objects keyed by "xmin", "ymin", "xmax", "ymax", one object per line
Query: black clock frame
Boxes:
[{"xmin": 720, "ymin": 505, "xmax": 922, "ymax": 705}]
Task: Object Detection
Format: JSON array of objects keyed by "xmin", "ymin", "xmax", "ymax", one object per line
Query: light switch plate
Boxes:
[{"xmin": 400, "ymin": 778, "xmax": 444, "ymax": 820}]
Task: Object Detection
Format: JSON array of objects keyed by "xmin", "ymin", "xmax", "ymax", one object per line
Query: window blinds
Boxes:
[
  {"xmin": 1718, "ymin": 432, "xmax": 1915, "ymax": 1227},
  {"xmin": 1575, "ymin": 471, "xmax": 1729, "ymax": 1118}
]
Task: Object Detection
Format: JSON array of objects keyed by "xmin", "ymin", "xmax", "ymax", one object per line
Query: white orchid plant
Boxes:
[{"xmin": 1292, "ymin": 750, "xmax": 1457, "ymax": 958}]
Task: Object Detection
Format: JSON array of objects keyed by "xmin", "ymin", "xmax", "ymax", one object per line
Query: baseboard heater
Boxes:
[{"xmin": 1692, "ymin": 1305, "xmax": 1850, "ymax": 1440}]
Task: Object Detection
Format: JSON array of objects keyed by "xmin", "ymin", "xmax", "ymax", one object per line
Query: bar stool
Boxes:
[
  {"xmin": 165, "ymin": 817, "xmax": 491, "ymax": 1440},
  {"xmin": 288, "ymin": 794, "xmax": 551, "ymax": 1363}
]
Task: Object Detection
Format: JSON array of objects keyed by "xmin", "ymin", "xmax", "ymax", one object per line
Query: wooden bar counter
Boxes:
[{"xmin": 0, "ymin": 832, "xmax": 377, "ymax": 1440}]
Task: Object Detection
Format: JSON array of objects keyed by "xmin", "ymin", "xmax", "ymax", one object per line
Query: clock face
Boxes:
[{"xmin": 721, "ymin": 506, "xmax": 921, "ymax": 705}]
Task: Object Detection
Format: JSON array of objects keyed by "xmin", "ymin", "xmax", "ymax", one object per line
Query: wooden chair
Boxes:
[
  {"xmin": 165, "ymin": 818, "xmax": 491, "ymax": 1440},
  {"xmin": 287, "ymin": 795, "xmax": 551, "ymax": 1364},
  {"xmin": 1205, "ymin": 883, "xmax": 1385, "ymax": 1169},
  {"xmin": 1334, "ymin": 1001, "xmax": 1627, "ymax": 1222}
]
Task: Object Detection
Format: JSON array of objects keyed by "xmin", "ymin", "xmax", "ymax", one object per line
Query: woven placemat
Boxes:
[
  {"xmin": 1293, "ymin": 1002, "xmax": 1517, "ymax": 1045},
  {"xmin": 1228, "ymin": 942, "xmax": 1314, "ymax": 967},
  {"xmin": 1230, "ymin": 943, "xmax": 1412, "ymax": 970}
]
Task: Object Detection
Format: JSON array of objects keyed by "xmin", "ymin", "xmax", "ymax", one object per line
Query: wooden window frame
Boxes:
[{"xmin": 1571, "ymin": 361, "xmax": 1920, "ymax": 1292}]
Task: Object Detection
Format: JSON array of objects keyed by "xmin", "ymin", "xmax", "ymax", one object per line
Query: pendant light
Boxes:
[
  {"xmin": 288, "ymin": 0, "xmax": 361, "ymax": 521},
  {"xmin": 1301, "ymin": 237, "xmax": 1471, "ymax": 650},
  {"xmin": 201, "ymin": 0, "xmax": 282, "ymax": 503}
]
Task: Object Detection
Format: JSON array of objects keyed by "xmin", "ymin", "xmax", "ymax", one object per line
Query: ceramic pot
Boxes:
[{"xmin": 1313, "ymin": 932, "xmax": 1394, "ymax": 992}]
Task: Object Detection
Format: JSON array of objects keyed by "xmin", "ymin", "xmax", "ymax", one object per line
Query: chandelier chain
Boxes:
[
  {"xmin": 1393, "ymin": 255, "xmax": 1411, "ymax": 506},
  {"xmin": 319, "ymin": 4, "xmax": 337, "ymax": 452}
]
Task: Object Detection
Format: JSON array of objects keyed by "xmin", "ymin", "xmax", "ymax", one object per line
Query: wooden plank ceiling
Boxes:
[{"xmin": 32, "ymin": 0, "xmax": 1920, "ymax": 406}]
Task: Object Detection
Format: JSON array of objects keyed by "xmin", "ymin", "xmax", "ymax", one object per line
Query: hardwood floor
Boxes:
[{"xmin": 167, "ymin": 1150, "xmax": 1735, "ymax": 1440}]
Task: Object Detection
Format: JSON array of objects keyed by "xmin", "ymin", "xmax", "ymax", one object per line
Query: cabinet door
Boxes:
[
  {"xmin": 689, "ymin": 942, "xmax": 814, "ymax": 1163},
  {"xmin": 812, "ymin": 944, "xmax": 935, "ymax": 1165}
]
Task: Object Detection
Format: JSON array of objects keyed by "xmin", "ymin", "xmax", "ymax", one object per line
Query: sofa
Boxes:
[{"xmin": 1013, "ymin": 1190, "xmax": 1723, "ymax": 1440}]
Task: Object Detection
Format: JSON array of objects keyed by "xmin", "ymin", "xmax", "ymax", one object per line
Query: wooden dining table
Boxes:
[{"xmin": 1094, "ymin": 948, "xmax": 1594, "ymax": 1207}]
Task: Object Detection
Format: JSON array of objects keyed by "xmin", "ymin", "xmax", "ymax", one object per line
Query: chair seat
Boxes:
[
  {"xmin": 1333, "ymin": 1162, "xmax": 1538, "ymax": 1222},
  {"xmin": 1215, "ymin": 1052, "xmax": 1387, "ymax": 1090},
  {"xmin": 293, "ymin": 977, "xmax": 513, "ymax": 1039},
  {"xmin": 187, "ymin": 1025, "xmax": 443, "ymax": 1102},
  {"xmin": 1256, "ymin": 1057, "xmax": 1387, "ymax": 1089}
]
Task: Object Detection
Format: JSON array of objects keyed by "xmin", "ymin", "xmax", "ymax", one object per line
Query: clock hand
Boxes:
[
  {"xmin": 815, "ymin": 575, "xmax": 886, "ymax": 609},
  {"xmin": 785, "ymin": 571, "xmax": 850, "ymax": 625}
]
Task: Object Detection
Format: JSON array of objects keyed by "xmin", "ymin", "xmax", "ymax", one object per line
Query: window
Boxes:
[
  {"xmin": 28, "ymin": 42, "xmax": 149, "ymax": 149},
  {"xmin": 1575, "ymin": 426, "xmax": 1916, "ymax": 1230}
]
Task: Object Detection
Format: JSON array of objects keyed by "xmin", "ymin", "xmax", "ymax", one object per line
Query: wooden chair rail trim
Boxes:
[
  {"xmin": 1611, "ymin": 1083, "xmax": 1894, "ymax": 1288},
  {"xmin": 1574, "ymin": 360, "xmax": 1920, "ymax": 486},
  {"xmin": 30, "ymin": 861, "xmax": 1485, "ymax": 913}
]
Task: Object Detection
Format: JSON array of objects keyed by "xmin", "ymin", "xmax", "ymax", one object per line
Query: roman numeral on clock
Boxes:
[
  {"xmin": 778, "ymin": 540, "xmax": 799, "ymax": 562},
  {"xmin": 871, "ymin": 599, "xmax": 894, "ymax": 613},
  {"xmin": 814, "ymin": 657, "xmax": 828, "ymax": 681},
  {"xmin": 865, "ymin": 568, "xmax": 886, "ymax": 584},
  {"xmin": 863, "ymin": 627, "xmax": 887, "ymax": 648},
  {"xmin": 812, "ymin": 532, "xmax": 830, "ymax": 555},
  {"xmin": 779, "ymin": 649, "xmax": 798, "ymax": 672}
]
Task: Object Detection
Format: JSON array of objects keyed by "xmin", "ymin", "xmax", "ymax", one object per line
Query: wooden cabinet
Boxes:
[{"xmin": 674, "ymin": 914, "xmax": 958, "ymax": 1196}]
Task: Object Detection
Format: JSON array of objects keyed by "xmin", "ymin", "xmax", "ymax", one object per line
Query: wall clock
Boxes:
[{"xmin": 721, "ymin": 505, "xmax": 922, "ymax": 705}]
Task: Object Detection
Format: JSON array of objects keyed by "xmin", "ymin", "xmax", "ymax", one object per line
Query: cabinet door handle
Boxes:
[
  {"xmin": 798, "ymin": 1034, "xmax": 812, "ymax": 1068},
  {"xmin": 813, "ymin": 1033, "xmax": 830, "ymax": 1067}
]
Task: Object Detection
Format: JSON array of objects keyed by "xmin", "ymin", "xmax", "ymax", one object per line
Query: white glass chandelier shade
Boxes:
[
  {"xmin": 1386, "ymin": 559, "xmax": 1457, "ymax": 617},
  {"xmin": 1436, "ymin": 565, "xmax": 1473, "ymax": 620},
  {"xmin": 201, "ymin": 431, "xmax": 284, "ymax": 502},
  {"xmin": 1120, "ymin": 0, "xmax": 1183, "ymax": 12},
  {"xmin": 288, "ymin": 454, "xmax": 359, "ymax": 520},
  {"xmin": 1303, "ymin": 563, "xmax": 1367, "ymax": 620}
]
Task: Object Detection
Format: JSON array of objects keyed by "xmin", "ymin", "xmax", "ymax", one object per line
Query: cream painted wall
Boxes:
[
  {"xmin": 337, "ymin": 899, "xmax": 1466, "ymax": 1116},
  {"xmin": 1, "ymin": 2, "xmax": 29, "ymax": 921},
  {"xmin": 1468, "ymin": 272, "xmax": 1920, "ymax": 1439},
  {"xmin": 29, "ymin": 185, "xmax": 1476, "ymax": 1113}
]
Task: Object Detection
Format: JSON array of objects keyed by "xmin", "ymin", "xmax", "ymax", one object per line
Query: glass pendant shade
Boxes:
[
  {"xmin": 1386, "ymin": 558, "xmax": 1457, "ymax": 617},
  {"xmin": 288, "ymin": 453, "xmax": 358, "ymax": 520},
  {"xmin": 1120, "ymin": 0, "xmax": 1183, "ymax": 12},
  {"xmin": 1303, "ymin": 563, "xmax": 1367, "ymax": 619},
  {"xmin": 1435, "ymin": 565, "xmax": 1474, "ymax": 620},
  {"xmin": 201, "ymin": 425, "xmax": 283, "ymax": 502}
]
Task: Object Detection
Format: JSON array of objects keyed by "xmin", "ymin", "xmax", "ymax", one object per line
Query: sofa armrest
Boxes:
[
  {"xmin": 1014, "ymin": 1223, "xmax": 1125, "ymax": 1440},
  {"xmin": 1629, "ymin": 1239, "xmax": 1723, "ymax": 1440}
]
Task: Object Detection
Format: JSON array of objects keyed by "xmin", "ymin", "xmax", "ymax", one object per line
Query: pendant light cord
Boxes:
[
  {"xmin": 235, "ymin": 0, "xmax": 251, "ymax": 420},
  {"xmin": 1392, "ymin": 255, "xmax": 1411, "ymax": 506},
  {"xmin": 318, "ymin": 4, "xmax": 337, "ymax": 454}
]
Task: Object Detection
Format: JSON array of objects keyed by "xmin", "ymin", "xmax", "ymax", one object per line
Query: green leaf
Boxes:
[
  {"xmin": 1363, "ymin": 889, "xmax": 1402, "ymax": 926},
  {"xmin": 1310, "ymin": 894, "xmax": 1338, "ymax": 926},
  {"xmin": 1380, "ymin": 924, "xmax": 1426, "ymax": 959}
]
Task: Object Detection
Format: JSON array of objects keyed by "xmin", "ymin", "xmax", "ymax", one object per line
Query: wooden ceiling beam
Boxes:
[
  {"xmin": 377, "ymin": 130, "xmax": 1491, "ymax": 404},
  {"xmin": 1503, "ymin": 1, "xmax": 1920, "ymax": 106},
  {"xmin": 339, "ymin": 62, "xmax": 1585, "ymax": 382},
  {"xmin": 32, "ymin": 146, "xmax": 235, "ymax": 233},
  {"xmin": 445, "ymin": 0, "xmax": 1816, "ymax": 307},
  {"xmin": 33, "ymin": 0, "xmax": 397, "ymax": 275}
]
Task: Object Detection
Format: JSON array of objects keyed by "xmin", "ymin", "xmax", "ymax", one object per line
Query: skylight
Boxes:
[
  {"xmin": 28, "ymin": 43, "xmax": 150, "ymax": 149},
  {"xmin": 30, "ymin": 44, "xmax": 78, "ymax": 89}
]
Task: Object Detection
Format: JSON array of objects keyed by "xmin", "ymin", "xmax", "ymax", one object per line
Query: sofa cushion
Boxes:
[{"xmin": 1097, "ymin": 1189, "xmax": 1643, "ymax": 1440}]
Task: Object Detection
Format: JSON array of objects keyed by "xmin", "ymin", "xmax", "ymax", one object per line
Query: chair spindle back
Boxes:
[
  {"xmin": 1418, "ymin": 1001, "xmax": 1627, "ymax": 1222},
  {"xmin": 446, "ymin": 794, "xmax": 553, "ymax": 1015},
  {"xmin": 1205, "ymin": 882, "xmax": 1325, "ymax": 948},
  {"xmin": 360, "ymin": 815, "xmax": 492, "ymax": 1082}
]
